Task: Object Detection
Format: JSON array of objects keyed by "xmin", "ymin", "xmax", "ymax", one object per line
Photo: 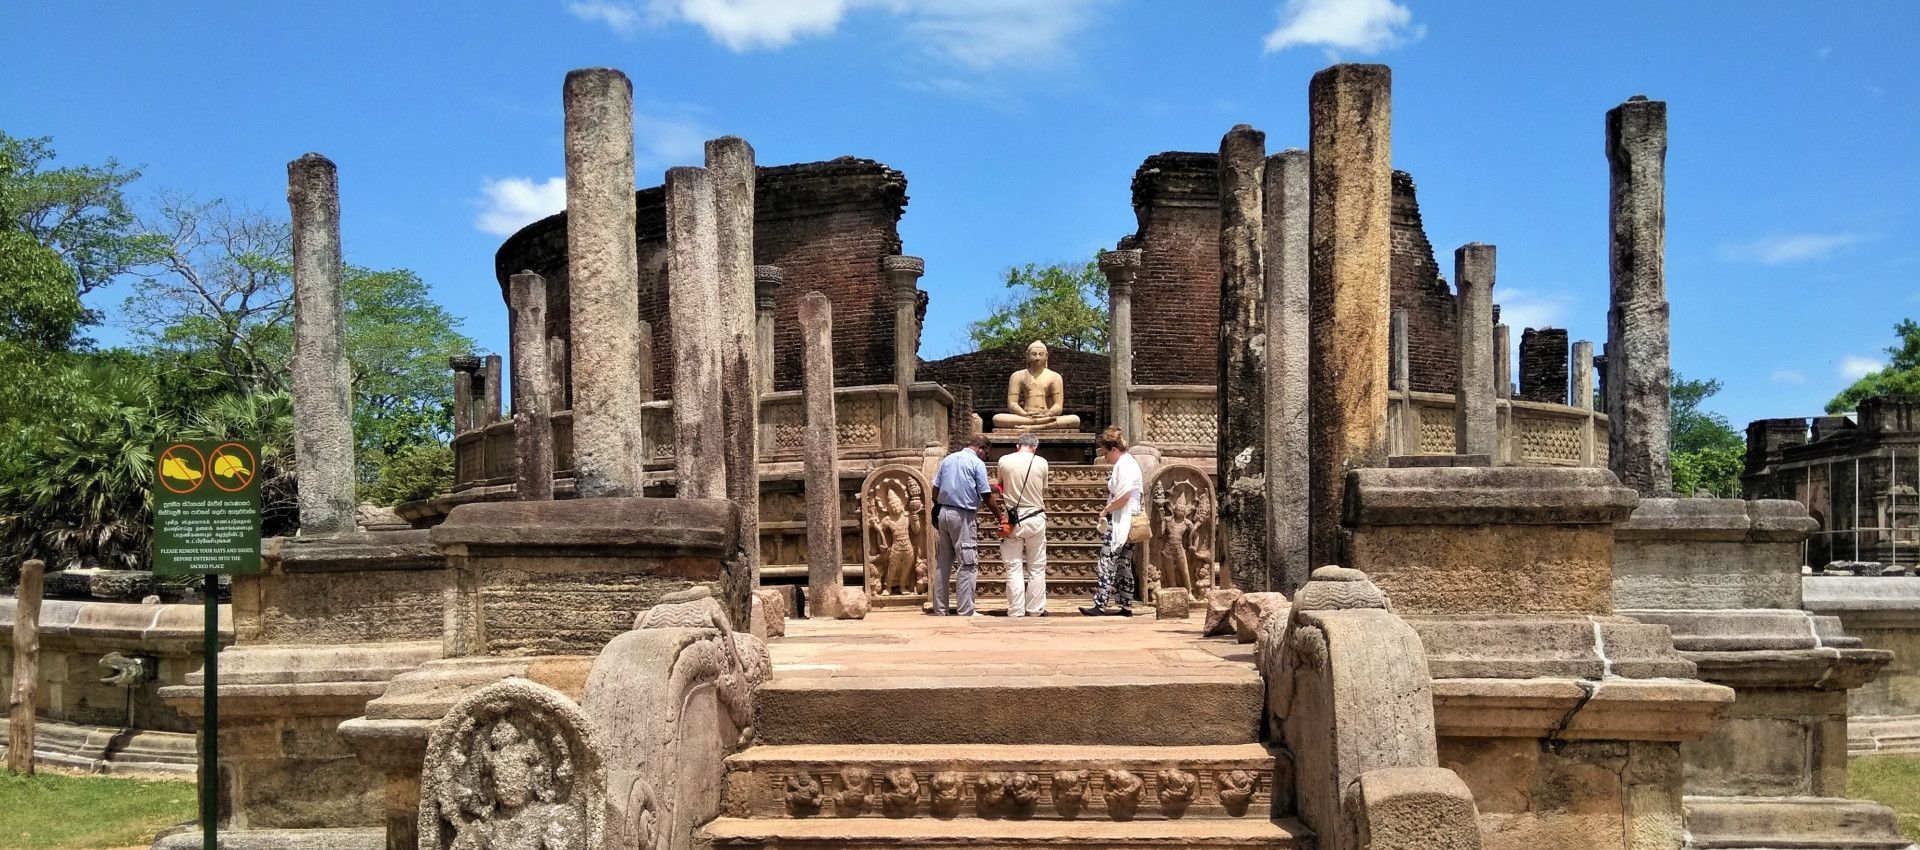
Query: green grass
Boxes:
[
  {"xmin": 0, "ymin": 771, "xmax": 196, "ymax": 850},
  {"xmin": 1851, "ymin": 755, "xmax": 1920, "ymax": 841}
]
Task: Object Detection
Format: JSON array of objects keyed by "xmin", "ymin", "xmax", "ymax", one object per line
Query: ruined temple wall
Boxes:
[
  {"xmin": 495, "ymin": 158, "xmax": 911, "ymax": 401},
  {"xmin": 1126, "ymin": 154, "xmax": 1458, "ymax": 392}
]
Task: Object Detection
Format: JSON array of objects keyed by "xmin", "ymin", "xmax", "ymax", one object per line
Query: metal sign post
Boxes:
[{"xmin": 152, "ymin": 439, "xmax": 262, "ymax": 850}]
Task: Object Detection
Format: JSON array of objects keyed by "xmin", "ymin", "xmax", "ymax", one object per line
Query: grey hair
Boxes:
[{"xmin": 1017, "ymin": 432, "xmax": 1040, "ymax": 449}]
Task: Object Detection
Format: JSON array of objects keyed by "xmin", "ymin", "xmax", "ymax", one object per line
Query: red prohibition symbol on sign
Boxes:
[
  {"xmin": 158, "ymin": 443, "xmax": 208, "ymax": 495},
  {"xmin": 208, "ymin": 442, "xmax": 257, "ymax": 493}
]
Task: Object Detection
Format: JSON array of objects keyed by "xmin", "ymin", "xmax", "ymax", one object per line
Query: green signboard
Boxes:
[{"xmin": 152, "ymin": 439, "xmax": 262, "ymax": 576}]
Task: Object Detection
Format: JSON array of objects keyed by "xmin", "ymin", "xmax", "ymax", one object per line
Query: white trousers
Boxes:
[{"xmin": 1001, "ymin": 513, "xmax": 1048, "ymax": 616}]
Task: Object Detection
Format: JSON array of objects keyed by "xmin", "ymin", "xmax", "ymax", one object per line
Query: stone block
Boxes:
[
  {"xmin": 752, "ymin": 587, "xmax": 789, "ymax": 639},
  {"xmin": 1613, "ymin": 498, "xmax": 1814, "ymax": 611},
  {"xmin": 1345, "ymin": 767, "xmax": 1483, "ymax": 850},
  {"xmin": 1232, "ymin": 592, "xmax": 1290, "ymax": 643},
  {"xmin": 1203, "ymin": 588, "xmax": 1243, "ymax": 637},
  {"xmin": 1441, "ymin": 737, "xmax": 1685, "ymax": 850},
  {"xmin": 1156, "ymin": 587, "xmax": 1192, "ymax": 620},
  {"xmin": 837, "ymin": 588, "xmax": 870, "ymax": 620}
]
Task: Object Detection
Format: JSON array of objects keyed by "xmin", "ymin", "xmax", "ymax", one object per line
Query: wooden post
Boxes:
[{"xmin": 8, "ymin": 558, "xmax": 44, "ymax": 775}]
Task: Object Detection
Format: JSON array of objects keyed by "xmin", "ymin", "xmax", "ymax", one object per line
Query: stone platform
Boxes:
[{"xmin": 984, "ymin": 430, "xmax": 1097, "ymax": 464}]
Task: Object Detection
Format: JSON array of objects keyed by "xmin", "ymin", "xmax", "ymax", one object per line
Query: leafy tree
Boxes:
[
  {"xmin": 0, "ymin": 131, "xmax": 160, "ymax": 305},
  {"xmin": 967, "ymin": 260, "xmax": 1108, "ymax": 353},
  {"xmin": 1669, "ymin": 372, "xmax": 1744, "ymax": 497},
  {"xmin": 362, "ymin": 442, "xmax": 455, "ymax": 507},
  {"xmin": 0, "ymin": 230, "xmax": 84, "ymax": 350},
  {"xmin": 1827, "ymin": 319, "xmax": 1920, "ymax": 414}
]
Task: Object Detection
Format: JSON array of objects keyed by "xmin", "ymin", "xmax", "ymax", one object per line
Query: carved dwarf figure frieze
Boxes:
[
  {"xmin": 419, "ymin": 678, "xmax": 606, "ymax": 850},
  {"xmin": 1149, "ymin": 465, "xmax": 1218, "ymax": 594},
  {"xmin": 860, "ymin": 465, "xmax": 932, "ymax": 597},
  {"xmin": 994, "ymin": 341, "xmax": 1081, "ymax": 432}
]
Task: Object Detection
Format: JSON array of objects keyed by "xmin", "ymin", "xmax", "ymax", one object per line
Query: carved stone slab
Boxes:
[{"xmin": 418, "ymin": 677, "xmax": 606, "ymax": 850}]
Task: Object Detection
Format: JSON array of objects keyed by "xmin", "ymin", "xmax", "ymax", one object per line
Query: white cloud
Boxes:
[
  {"xmin": 475, "ymin": 176, "xmax": 567, "ymax": 237},
  {"xmin": 1840, "ymin": 355, "xmax": 1884, "ymax": 381},
  {"xmin": 1770, "ymin": 369, "xmax": 1808, "ymax": 386},
  {"xmin": 1494, "ymin": 287, "xmax": 1569, "ymax": 333},
  {"xmin": 566, "ymin": 0, "xmax": 1101, "ymax": 72},
  {"xmin": 1262, "ymin": 0, "xmax": 1424, "ymax": 55},
  {"xmin": 632, "ymin": 108, "xmax": 712, "ymax": 166},
  {"xmin": 1719, "ymin": 232, "xmax": 1873, "ymax": 265}
]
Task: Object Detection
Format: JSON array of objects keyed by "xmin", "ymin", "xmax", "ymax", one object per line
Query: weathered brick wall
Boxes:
[
  {"xmin": 1518, "ymin": 327, "xmax": 1570, "ymax": 404},
  {"xmin": 919, "ymin": 345, "xmax": 1110, "ymax": 435},
  {"xmin": 495, "ymin": 157, "xmax": 911, "ymax": 401},
  {"xmin": 1124, "ymin": 154, "xmax": 1457, "ymax": 392}
]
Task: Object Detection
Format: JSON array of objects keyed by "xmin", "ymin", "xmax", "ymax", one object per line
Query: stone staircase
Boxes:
[
  {"xmin": 972, "ymin": 462, "xmax": 1112, "ymax": 602},
  {"xmin": 700, "ymin": 615, "xmax": 1311, "ymax": 850}
]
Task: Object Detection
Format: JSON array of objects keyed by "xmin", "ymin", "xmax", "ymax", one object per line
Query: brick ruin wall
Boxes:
[
  {"xmin": 1126, "ymin": 154, "xmax": 1466, "ymax": 394},
  {"xmin": 918, "ymin": 345, "xmax": 1113, "ymax": 438},
  {"xmin": 494, "ymin": 158, "xmax": 911, "ymax": 401},
  {"xmin": 1518, "ymin": 327, "xmax": 1570, "ymax": 404}
]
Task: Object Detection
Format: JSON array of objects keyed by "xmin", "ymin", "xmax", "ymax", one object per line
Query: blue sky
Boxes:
[{"xmin": 6, "ymin": 1, "xmax": 1916, "ymax": 430}]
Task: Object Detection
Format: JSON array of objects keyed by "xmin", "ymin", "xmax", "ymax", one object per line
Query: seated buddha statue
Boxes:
[{"xmin": 992, "ymin": 341, "xmax": 1081, "ymax": 432}]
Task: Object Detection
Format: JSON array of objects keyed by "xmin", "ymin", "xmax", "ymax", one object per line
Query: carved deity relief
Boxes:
[
  {"xmin": 1149, "ymin": 465, "xmax": 1217, "ymax": 595},
  {"xmin": 860, "ymin": 465, "xmax": 931, "ymax": 597},
  {"xmin": 419, "ymin": 679, "xmax": 605, "ymax": 850}
]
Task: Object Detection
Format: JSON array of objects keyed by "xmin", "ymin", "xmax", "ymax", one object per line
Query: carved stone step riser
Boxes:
[
  {"xmin": 701, "ymin": 837, "xmax": 1308, "ymax": 850},
  {"xmin": 727, "ymin": 761, "xmax": 1289, "ymax": 821}
]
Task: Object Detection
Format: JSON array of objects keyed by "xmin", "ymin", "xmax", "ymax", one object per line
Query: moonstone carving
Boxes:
[
  {"xmin": 929, "ymin": 771, "xmax": 965, "ymax": 818},
  {"xmin": 1150, "ymin": 465, "xmax": 1218, "ymax": 594},
  {"xmin": 880, "ymin": 767, "xmax": 920, "ymax": 817},
  {"xmin": 860, "ymin": 466, "xmax": 931, "ymax": 597},
  {"xmin": 1157, "ymin": 768, "xmax": 1197, "ymax": 817},
  {"xmin": 1104, "ymin": 769, "xmax": 1143, "ymax": 821},
  {"xmin": 1052, "ymin": 770, "xmax": 1089, "ymax": 818},
  {"xmin": 1217, "ymin": 769, "xmax": 1258, "ymax": 816},
  {"xmin": 418, "ymin": 678, "xmax": 605, "ymax": 850}
]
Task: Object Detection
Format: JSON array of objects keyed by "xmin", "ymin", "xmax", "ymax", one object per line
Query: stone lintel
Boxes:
[
  {"xmin": 1682, "ymin": 646, "xmax": 1891, "ymax": 692},
  {"xmin": 262, "ymin": 530, "xmax": 440, "ymax": 573},
  {"xmin": 1432, "ymin": 676, "xmax": 1732, "ymax": 742},
  {"xmin": 1614, "ymin": 497, "xmax": 1819, "ymax": 543},
  {"xmin": 1343, "ymin": 466, "xmax": 1637, "ymax": 526},
  {"xmin": 430, "ymin": 497, "xmax": 737, "ymax": 557}
]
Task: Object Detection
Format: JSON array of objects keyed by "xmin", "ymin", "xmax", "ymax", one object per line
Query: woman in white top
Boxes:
[{"xmin": 1082, "ymin": 426, "xmax": 1141, "ymax": 616}]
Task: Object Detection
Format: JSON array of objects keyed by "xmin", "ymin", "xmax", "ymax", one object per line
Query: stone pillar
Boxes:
[
  {"xmin": 666, "ymin": 166, "xmax": 726, "ymax": 501},
  {"xmin": 637, "ymin": 320, "xmax": 655, "ymax": 402},
  {"xmin": 480, "ymin": 354, "xmax": 503, "ymax": 426},
  {"xmin": 1388, "ymin": 308, "xmax": 1409, "ymax": 394},
  {"xmin": 883, "ymin": 255, "xmax": 925, "ymax": 447},
  {"xmin": 287, "ymin": 153, "xmax": 356, "ymax": 534},
  {"xmin": 800, "ymin": 291, "xmax": 843, "ymax": 618},
  {"xmin": 1573, "ymin": 339, "xmax": 1596, "ymax": 466},
  {"xmin": 547, "ymin": 337, "xmax": 569, "ymax": 408},
  {"xmin": 754, "ymin": 266, "xmax": 783, "ymax": 396},
  {"xmin": 1217, "ymin": 124, "xmax": 1268, "ymax": 587},
  {"xmin": 510, "ymin": 272, "xmax": 554, "ymax": 501},
  {"xmin": 1494, "ymin": 324, "xmax": 1512, "ymax": 401},
  {"xmin": 1453, "ymin": 243, "xmax": 1497, "ymax": 458},
  {"xmin": 1306, "ymin": 64, "xmax": 1392, "ymax": 571},
  {"xmin": 1389, "ymin": 308, "xmax": 1414, "ymax": 457},
  {"xmin": 1263, "ymin": 148, "xmax": 1311, "ymax": 593},
  {"xmin": 564, "ymin": 68, "xmax": 644, "ymax": 498},
  {"xmin": 1098, "ymin": 249, "xmax": 1142, "ymax": 434},
  {"xmin": 1595, "ymin": 345, "xmax": 1609, "ymax": 415},
  {"xmin": 449, "ymin": 355, "xmax": 480, "ymax": 432},
  {"xmin": 7, "ymin": 559, "xmax": 42, "ymax": 774},
  {"xmin": 1606, "ymin": 95, "xmax": 1673, "ymax": 497},
  {"xmin": 708, "ymin": 136, "xmax": 760, "ymax": 626}
]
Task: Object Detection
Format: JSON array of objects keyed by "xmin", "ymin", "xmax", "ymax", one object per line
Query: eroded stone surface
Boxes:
[
  {"xmin": 287, "ymin": 153, "xmax": 356, "ymax": 534},
  {"xmin": 418, "ymin": 678, "xmax": 605, "ymax": 849},
  {"xmin": 1217, "ymin": 124, "xmax": 1268, "ymax": 592}
]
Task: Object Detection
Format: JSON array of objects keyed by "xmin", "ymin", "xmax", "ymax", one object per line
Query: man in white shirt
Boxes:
[
  {"xmin": 1083, "ymin": 426, "xmax": 1141, "ymax": 616},
  {"xmin": 996, "ymin": 432, "xmax": 1050, "ymax": 616}
]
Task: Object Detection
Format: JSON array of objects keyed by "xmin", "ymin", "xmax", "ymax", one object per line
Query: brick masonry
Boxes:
[
  {"xmin": 1518, "ymin": 326, "xmax": 1570, "ymax": 404},
  {"xmin": 495, "ymin": 158, "xmax": 911, "ymax": 401},
  {"xmin": 1126, "ymin": 154, "xmax": 1463, "ymax": 393}
]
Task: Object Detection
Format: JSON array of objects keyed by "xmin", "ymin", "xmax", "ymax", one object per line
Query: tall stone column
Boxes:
[
  {"xmin": 1306, "ymin": 64, "xmax": 1392, "ymax": 571},
  {"xmin": 564, "ymin": 68, "xmax": 645, "ymax": 498},
  {"xmin": 1389, "ymin": 308, "xmax": 1413, "ymax": 455},
  {"xmin": 1262, "ymin": 149, "xmax": 1311, "ymax": 593},
  {"xmin": 883, "ymin": 255, "xmax": 925, "ymax": 447},
  {"xmin": 800, "ymin": 292, "xmax": 843, "ymax": 618},
  {"xmin": 1494, "ymin": 324, "xmax": 1512, "ymax": 400},
  {"xmin": 637, "ymin": 320, "xmax": 654, "ymax": 402},
  {"xmin": 287, "ymin": 153, "xmax": 356, "ymax": 535},
  {"xmin": 1217, "ymin": 124, "xmax": 1269, "ymax": 588},
  {"xmin": 547, "ymin": 337, "xmax": 569, "ymax": 409},
  {"xmin": 510, "ymin": 272, "xmax": 554, "ymax": 501},
  {"xmin": 666, "ymin": 166, "xmax": 726, "ymax": 501},
  {"xmin": 1606, "ymin": 95, "xmax": 1673, "ymax": 497},
  {"xmin": 707, "ymin": 136, "xmax": 760, "ymax": 626},
  {"xmin": 449, "ymin": 355, "xmax": 480, "ymax": 433},
  {"xmin": 1098, "ymin": 249, "xmax": 1141, "ymax": 434},
  {"xmin": 754, "ymin": 266, "xmax": 783, "ymax": 396},
  {"xmin": 1573, "ymin": 338, "xmax": 1597, "ymax": 466},
  {"xmin": 481, "ymin": 354, "xmax": 503, "ymax": 425},
  {"xmin": 1453, "ymin": 243, "xmax": 1497, "ymax": 458}
]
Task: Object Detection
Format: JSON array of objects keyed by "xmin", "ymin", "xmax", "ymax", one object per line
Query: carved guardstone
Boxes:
[
  {"xmin": 860, "ymin": 465, "xmax": 932, "ymax": 599},
  {"xmin": 418, "ymin": 678, "xmax": 606, "ymax": 850}
]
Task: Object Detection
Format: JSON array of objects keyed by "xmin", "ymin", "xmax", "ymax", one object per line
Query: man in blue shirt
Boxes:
[{"xmin": 930, "ymin": 433, "xmax": 1002, "ymax": 616}]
